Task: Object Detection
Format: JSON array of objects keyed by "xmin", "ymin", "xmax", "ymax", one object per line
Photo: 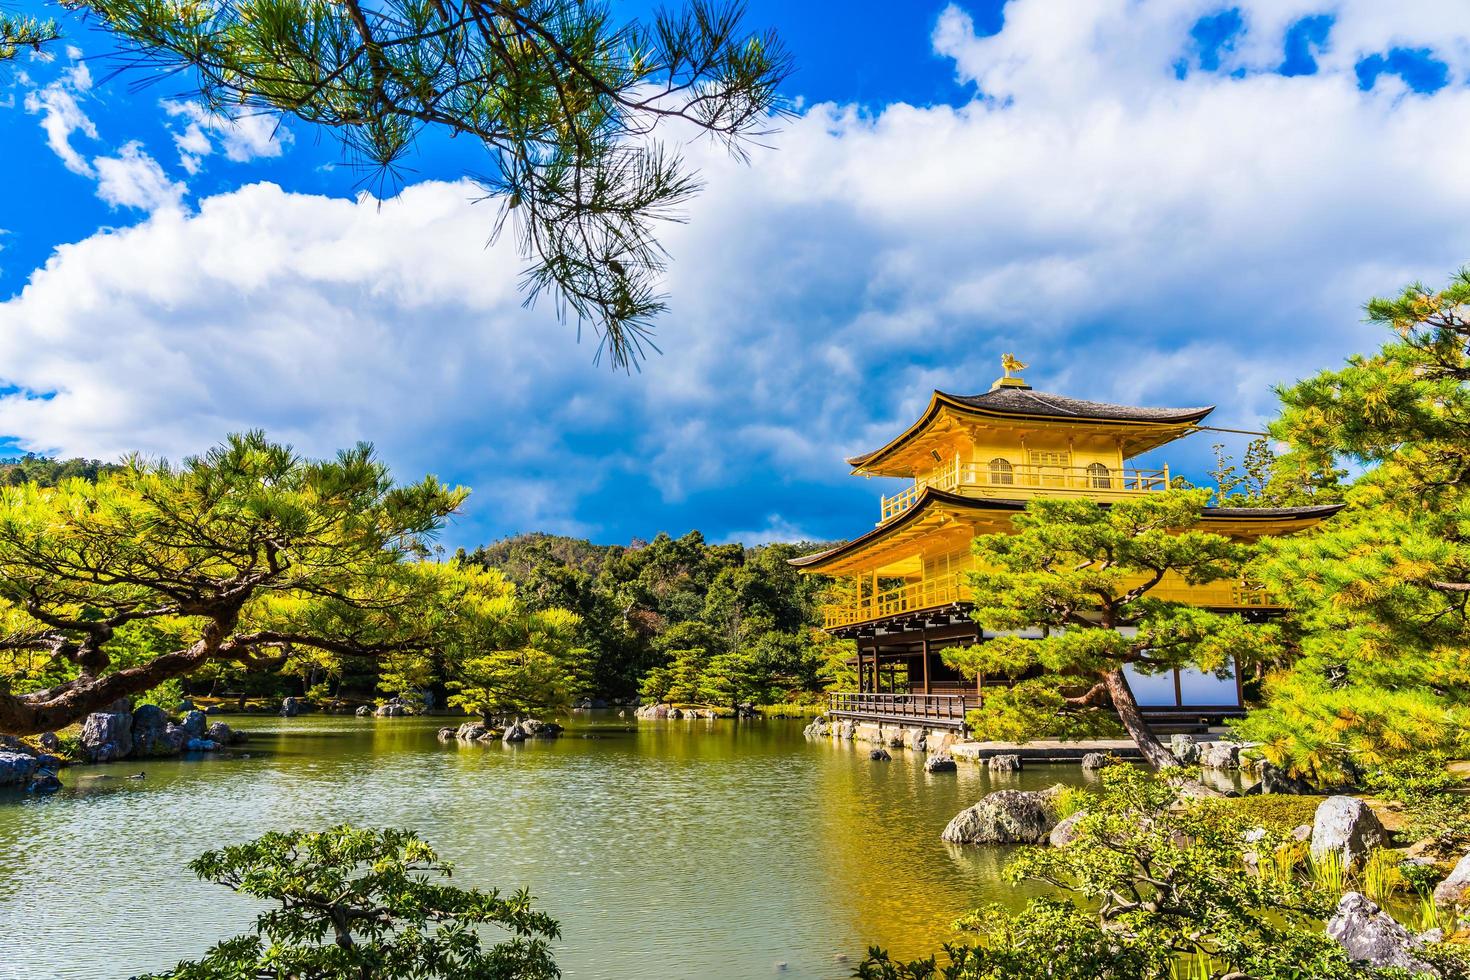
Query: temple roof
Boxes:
[
  {"xmin": 789, "ymin": 488, "xmax": 1344, "ymax": 574},
  {"xmin": 845, "ymin": 388, "xmax": 1215, "ymax": 471},
  {"xmin": 944, "ymin": 387, "xmax": 1214, "ymax": 425}
]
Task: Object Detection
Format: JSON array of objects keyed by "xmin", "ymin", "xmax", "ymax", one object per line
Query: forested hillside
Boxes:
[{"xmin": 458, "ymin": 531, "xmax": 851, "ymax": 706}]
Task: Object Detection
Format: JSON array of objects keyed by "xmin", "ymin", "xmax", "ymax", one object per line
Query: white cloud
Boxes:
[
  {"xmin": 163, "ymin": 101, "xmax": 292, "ymax": 175},
  {"xmin": 22, "ymin": 50, "xmax": 97, "ymax": 177},
  {"xmin": 6, "ymin": 1, "xmax": 1470, "ymax": 541},
  {"xmin": 93, "ymin": 142, "xmax": 187, "ymax": 212}
]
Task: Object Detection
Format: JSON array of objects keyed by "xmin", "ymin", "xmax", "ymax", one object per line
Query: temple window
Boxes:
[
  {"xmin": 988, "ymin": 458, "xmax": 1014, "ymax": 485},
  {"xmin": 1087, "ymin": 462, "xmax": 1112, "ymax": 488}
]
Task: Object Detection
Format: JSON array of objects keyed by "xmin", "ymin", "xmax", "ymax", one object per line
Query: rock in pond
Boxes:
[
  {"xmin": 1326, "ymin": 892, "xmax": 1438, "ymax": 975},
  {"xmin": 869, "ymin": 748, "xmax": 891, "ymax": 761},
  {"xmin": 178, "ymin": 709, "xmax": 208, "ymax": 739},
  {"xmin": 26, "ymin": 770, "xmax": 62, "ymax": 794},
  {"xmin": 185, "ymin": 738, "xmax": 220, "ymax": 752},
  {"xmin": 924, "ymin": 754, "xmax": 957, "ymax": 774},
  {"xmin": 455, "ymin": 722, "xmax": 488, "ymax": 741},
  {"xmin": 634, "ymin": 703, "xmax": 670, "ymax": 720},
  {"xmin": 80, "ymin": 701, "xmax": 134, "ymax": 763},
  {"xmin": 0, "ymin": 751, "xmax": 38, "ymax": 787},
  {"xmin": 988, "ymin": 754, "xmax": 1021, "ymax": 771},
  {"xmin": 1170, "ymin": 733, "xmax": 1199, "ymax": 763},
  {"xmin": 1311, "ymin": 796, "xmax": 1386, "ymax": 869},
  {"xmin": 375, "ymin": 703, "xmax": 405, "ymax": 717},
  {"xmin": 503, "ymin": 723, "xmax": 527, "ymax": 743},
  {"xmin": 941, "ymin": 788, "xmax": 1059, "ymax": 845},
  {"xmin": 1433, "ymin": 851, "xmax": 1470, "ymax": 907},
  {"xmin": 206, "ymin": 722, "xmax": 239, "ymax": 745},
  {"xmin": 804, "ymin": 717, "xmax": 831, "ymax": 738},
  {"xmin": 280, "ymin": 697, "xmax": 301, "ymax": 717},
  {"xmin": 1197, "ymin": 740, "xmax": 1241, "ymax": 770},
  {"xmin": 355, "ymin": 705, "xmax": 374, "ymax": 717},
  {"xmin": 1080, "ymin": 752, "xmax": 1110, "ymax": 771}
]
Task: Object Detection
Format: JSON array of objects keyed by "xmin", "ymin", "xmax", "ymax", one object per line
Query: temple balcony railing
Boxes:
[
  {"xmin": 879, "ymin": 460, "xmax": 1171, "ymax": 523},
  {"xmin": 820, "ymin": 568, "xmax": 1277, "ymax": 630}
]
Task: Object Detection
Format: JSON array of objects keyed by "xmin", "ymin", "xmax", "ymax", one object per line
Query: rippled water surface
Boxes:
[{"xmin": 1, "ymin": 714, "xmax": 1086, "ymax": 980}]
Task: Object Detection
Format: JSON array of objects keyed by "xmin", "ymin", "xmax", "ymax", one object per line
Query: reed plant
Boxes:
[
  {"xmin": 1360, "ymin": 848, "xmax": 1404, "ymax": 906},
  {"xmin": 1308, "ymin": 849, "xmax": 1346, "ymax": 896}
]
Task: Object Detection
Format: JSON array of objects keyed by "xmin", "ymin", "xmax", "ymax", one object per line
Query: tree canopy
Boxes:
[
  {"xmin": 0, "ymin": 13, "xmax": 57, "ymax": 60},
  {"xmin": 1233, "ymin": 268, "xmax": 1470, "ymax": 782},
  {"xmin": 0, "ymin": 431, "xmax": 476, "ymax": 734},
  {"xmin": 50, "ymin": 0, "xmax": 790, "ymax": 368},
  {"xmin": 949, "ymin": 490, "xmax": 1280, "ymax": 769}
]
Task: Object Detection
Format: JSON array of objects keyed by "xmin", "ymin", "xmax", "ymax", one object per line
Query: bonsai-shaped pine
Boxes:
[
  {"xmin": 944, "ymin": 490, "xmax": 1281, "ymax": 769},
  {"xmin": 856, "ymin": 767, "xmax": 1360, "ymax": 980},
  {"xmin": 137, "ymin": 825, "xmax": 560, "ymax": 980}
]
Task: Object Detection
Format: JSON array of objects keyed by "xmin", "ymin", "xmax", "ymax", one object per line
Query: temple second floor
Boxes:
[
  {"xmin": 792, "ymin": 491, "xmax": 1344, "ymax": 632},
  {"xmin": 847, "ymin": 360, "xmax": 1215, "ymax": 524}
]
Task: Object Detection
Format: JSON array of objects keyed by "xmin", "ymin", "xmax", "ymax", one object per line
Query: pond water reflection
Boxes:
[{"xmin": 1, "ymin": 714, "xmax": 1101, "ymax": 980}]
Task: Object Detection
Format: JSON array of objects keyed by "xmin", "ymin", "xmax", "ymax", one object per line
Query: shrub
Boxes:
[{"xmin": 135, "ymin": 825, "xmax": 559, "ymax": 980}]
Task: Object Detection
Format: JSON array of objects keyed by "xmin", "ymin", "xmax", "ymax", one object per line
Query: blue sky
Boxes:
[{"xmin": 3, "ymin": 0, "xmax": 1470, "ymax": 550}]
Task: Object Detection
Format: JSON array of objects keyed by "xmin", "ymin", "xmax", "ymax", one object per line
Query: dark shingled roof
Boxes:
[
  {"xmin": 787, "ymin": 490, "xmax": 1345, "ymax": 569},
  {"xmin": 943, "ymin": 386, "xmax": 1214, "ymax": 424}
]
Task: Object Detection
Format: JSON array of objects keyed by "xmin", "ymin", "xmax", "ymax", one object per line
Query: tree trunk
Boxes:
[{"xmin": 1103, "ymin": 667, "xmax": 1178, "ymax": 770}]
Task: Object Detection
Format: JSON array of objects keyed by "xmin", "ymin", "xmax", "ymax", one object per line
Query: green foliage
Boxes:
[
  {"xmin": 857, "ymin": 766, "xmax": 1362, "ymax": 980},
  {"xmin": 467, "ymin": 532, "xmax": 840, "ymax": 706},
  {"xmin": 1208, "ymin": 437, "xmax": 1343, "ymax": 508},
  {"xmin": 1364, "ymin": 754, "xmax": 1470, "ymax": 858},
  {"xmin": 958, "ymin": 491, "xmax": 1279, "ymax": 765},
  {"xmin": 66, "ymin": 0, "xmax": 791, "ymax": 368},
  {"xmin": 135, "ymin": 825, "xmax": 559, "ymax": 980},
  {"xmin": 0, "ymin": 14, "xmax": 58, "ymax": 60},
  {"xmin": 445, "ymin": 578, "xmax": 586, "ymax": 721},
  {"xmin": 1239, "ymin": 267, "xmax": 1470, "ymax": 783},
  {"xmin": 0, "ymin": 431, "xmax": 472, "ymax": 735}
]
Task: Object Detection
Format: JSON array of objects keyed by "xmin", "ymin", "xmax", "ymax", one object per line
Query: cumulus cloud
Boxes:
[
  {"xmin": 163, "ymin": 101, "xmax": 292, "ymax": 175},
  {"xmin": 5, "ymin": 1, "xmax": 1470, "ymax": 544}
]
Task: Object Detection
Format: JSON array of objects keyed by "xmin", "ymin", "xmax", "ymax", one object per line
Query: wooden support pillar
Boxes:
[
  {"xmin": 857, "ymin": 644, "xmax": 866, "ymax": 693},
  {"xmin": 921, "ymin": 631, "xmax": 931, "ymax": 695}
]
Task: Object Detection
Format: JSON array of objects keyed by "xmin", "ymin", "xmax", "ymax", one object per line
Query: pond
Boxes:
[{"xmin": 1, "ymin": 713, "xmax": 1095, "ymax": 980}]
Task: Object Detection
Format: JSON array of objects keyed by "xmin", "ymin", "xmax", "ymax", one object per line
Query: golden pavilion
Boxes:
[{"xmin": 792, "ymin": 358, "xmax": 1342, "ymax": 734}]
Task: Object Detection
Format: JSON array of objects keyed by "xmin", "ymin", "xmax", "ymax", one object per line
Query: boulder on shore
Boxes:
[
  {"xmin": 375, "ymin": 704, "xmax": 405, "ymax": 718},
  {"xmin": 1311, "ymin": 796, "xmax": 1387, "ymax": 870},
  {"xmin": 924, "ymin": 754, "xmax": 957, "ymax": 774},
  {"xmin": 0, "ymin": 751, "xmax": 38, "ymax": 787},
  {"xmin": 131, "ymin": 705, "xmax": 178, "ymax": 757},
  {"xmin": 1326, "ymin": 892, "xmax": 1438, "ymax": 976},
  {"xmin": 989, "ymin": 754, "xmax": 1022, "ymax": 772},
  {"xmin": 1049, "ymin": 811, "xmax": 1087, "ymax": 847},
  {"xmin": 634, "ymin": 703, "xmax": 670, "ymax": 720},
  {"xmin": 354, "ymin": 705, "xmax": 373, "ymax": 717},
  {"xmin": 80, "ymin": 701, "xmax": 134, "ymax": 762},
  {"xmin": 941, "ymin": 788, "xmax": 1059, "ymax": 845},
  {"xmin": 1432, "ymin": 851, "xmax": 1470, "ymax": 907},
  {"xmin": 37, "ymin": 732, "xmax": 60, "ymax": 753}
]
